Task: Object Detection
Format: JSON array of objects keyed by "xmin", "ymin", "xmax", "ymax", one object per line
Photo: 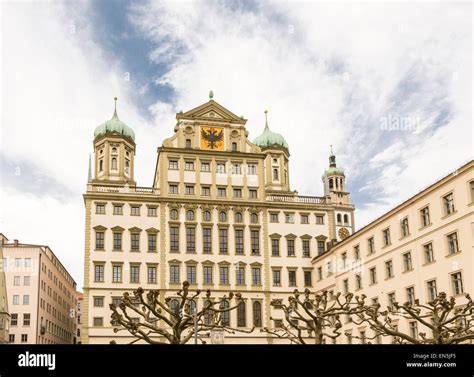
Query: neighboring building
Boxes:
[
  {"xmin": 312, "ymin": 160, "xmax": 474, "ymax": 344},
  {"xmin": 0, "ymin": 234, "xmax": 10, "ymax": 343},
  {"xmin": 2, "ymin": 237, "xmax": 77, "ymax": 344},
  {"xmin": 75, "ymin": 292, "xmax": 83, "ymax": 344},
  {"xmin": 82, "ymin": 94, "xmax": 355, "ymax": 344}
]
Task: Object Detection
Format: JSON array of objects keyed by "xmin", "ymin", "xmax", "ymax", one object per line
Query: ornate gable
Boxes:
[{"xmin": 177, "ymin": 100, "xmax": 246, "ymax": 125}]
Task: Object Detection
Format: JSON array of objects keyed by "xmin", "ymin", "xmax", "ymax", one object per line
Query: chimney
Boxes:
[{"xmin": 13, "ymin": 239, "xmax": 19, "ymax": 247}]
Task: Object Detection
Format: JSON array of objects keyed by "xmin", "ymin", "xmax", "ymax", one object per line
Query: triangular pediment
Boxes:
[{"xmin": 177, "ymin": 100, "xmax": 246, "ymax": 124}]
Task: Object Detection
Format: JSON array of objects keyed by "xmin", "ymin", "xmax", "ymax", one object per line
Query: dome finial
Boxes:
[
  {"xmin": 209, "ymin": 90, "xmax": 214, "ymax": 100},
  {"xmin": 113, "ymin": 97, "xmax": 118, "ymax": 119},
  {"xmin": 264, "ymin": 109, "xmax": 269, "ymax": 130}
]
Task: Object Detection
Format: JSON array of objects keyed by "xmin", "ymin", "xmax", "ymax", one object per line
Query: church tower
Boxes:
[
  {"xmin": 253, "ymin": 110, "xmax": 291, "ymax": 192},
  {"xmin": 91, "ymin": 98, "xmax": 136, "ymax": 185},
  {"xmin": 322, "ymin": 146, "xmax": 349, "ymax": 205}
]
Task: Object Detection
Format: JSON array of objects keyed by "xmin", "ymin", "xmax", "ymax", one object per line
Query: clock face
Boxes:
[
  {"xmin": 338, "ymin": 227, "xmax": 350, "ymax": 240},
  {"xmin": 200, "ymin": 127, "xmax": 224, "ymax": 150}
]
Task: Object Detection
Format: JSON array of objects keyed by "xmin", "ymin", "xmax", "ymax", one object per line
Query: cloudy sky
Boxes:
[{"xmin": 1, "ymin": 1, "xmax": 472, "ymax": 289}]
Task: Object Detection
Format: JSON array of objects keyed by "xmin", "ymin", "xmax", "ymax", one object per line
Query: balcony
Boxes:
[
  {"xmin": 266, "ymin": 194, "xmax": 327, "ymax": 204},
  {"xmin": 87, "ymin": 184, "xmax": 160, "ymax": 195}
]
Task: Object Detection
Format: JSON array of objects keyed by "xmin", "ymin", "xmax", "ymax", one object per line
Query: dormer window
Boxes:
[{"xmin": 111, "ymin": 158, "xmax": 117, "ymax": 170}]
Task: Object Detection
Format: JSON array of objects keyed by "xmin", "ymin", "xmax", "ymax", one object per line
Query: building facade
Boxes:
[
  {"xmin": 0, "ymin": 234, "xmax": 10, "ymax": 343},
  {"xmin": 312, "ymin": 160, "xmax": 474, "ymax": 344},
  {"xmin": 82, "ymin": 95, "xmax": 355, "ymax": 344},
  {"xmin": 75, "ymin": 292, "xmax": 83, "ymax": 344},
  {"xmin": 2, "ymin": 237, "xmax": 77, "ymax": 344}
]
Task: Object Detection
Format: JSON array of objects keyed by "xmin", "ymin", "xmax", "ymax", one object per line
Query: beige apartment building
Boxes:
[
  {"xmin": 2, "ymin": 237, "xmax": 78, "ymax": 344},
  {"xmin": 82, "ymin": 95, "xmax": 355, "ymax": 344},
  {"xmin": 312, "ymin": 160, "xmax": 474, "ymax": 344},
  {"xmin": 0, "ymin": 234, "xmax": 10, "ymax": 343}
]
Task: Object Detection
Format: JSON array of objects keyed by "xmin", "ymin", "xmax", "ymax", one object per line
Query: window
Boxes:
[
  {"xmin": 185, "ymin": 185, "xmax": 195, "ymax": 195},
  {"xmin": 93, "ymin": 297, "xmax": 104, "ymax": 307},
  {"xmin": 253, "ymin": 301, "xmax": 262, "ymax": 327},
  {"xmin": 235, "ymin": 229, "xmax": 244, "ymax": 254},
  {"xmin": 420, "ymin": 206, "xmax": 430, "ymax": 227},
  {"xmin": 186, "ymin": 210, "xmax": 195, "ymax": 221},
  {"xmin": 271, "ymin": 239, "xmax": 280, "ymax": 256},
  {"xmin": 11, "ymin": 313, "xmax": 18, "ymax": 326},
  {"xmin": 185, "ymin": 139, "xmax": 192, "ymax": 148},
  {"xmin": 447, "ymin": 232, "xmax": 459, "ymax": 255},
  {"xmin": 368, "ymin": 237, "xmax": 375, "ymax": 254},
  {"xmin": 273, "ymin": 168, "xmax": 279, "ymax": 180},
  {"xmin": 219, "ymin": 228, "xmax": 228, "ymax": 254},
  {"xmin": 353, "ymin": 245, "xmax": 360, "ymax": 260},
  {"xmin": 24, "ymin": 276, "xmax": 30, "ymax": 286},
  {"xmin": 168, "ymin": 160, "xmax": 178, "ymax": 170},
  {"xmin": 424, "ymin": 243, "xmax": 434, "ymax": 263},
  {"xmin": 232, "ymin": 142, "xmax": 237, "ymax": 151},
  {"xmin": 409, "ymin": 321, "xmax": 418, "ymax": 339},
  {"xmin": 250, "ymin": 213, "xmax": 258, "ymax": 224},
  {"xmin": 232, "ymin": 164, "xmax": 241, "ymax": 174},
  {"xmin": 237, "ymin": 302, "xmax": 246, "ymax": 327},
  {"xmin": 251, "ymin": 267, "xmax": 261, "ymax": 285},
  {"xmin": 234, "ymin": 212, "xmax": 243, "ymax": 223},
  {"xmin": 170, "ymin": 227, "xmax": 179, "ymax": 253},
  {"xmin": 9, "ymin": 334, "xmax": 15, "ymax": 343},
  {"xmin": 315, "ymin": 215, "xmax": 324, "ymax": 224},
  {"xmin": 385, "ymin": 260, "xmax": 394, "ymax": 278},
  {"xmin": 387, "ymin": 292, "xmax": 396, "ymax": 310},
  {"xmin": 220, "ymin": 300, "xmax": 230, "ymax": 326},
  {"xmin": 186, "ymin": 227, "xmax": 196, "ymax": 253},
  {"xmin": 111, "ymin": 158, "xmax": 117, "ymax": 170},
  {"xmin": 443, "ymin": 193, "xmax": 455, "ymax": 215},
  {"xmin": 94, "ymin": 265, "xmax": 104, "ymax": 282},
  {"xmin": 317, "ymin": 267, "xmax": 323, "ymax": 281},
  {"xmin": 427, "ymin": 280, "xmax": 437, "ymax": 301},
  {"xmin": 360, "ymin": 331, "xmax": 366, "ymax": 344},
  {"xmin": 170, "ymin": 299, "xmax": 180, "ymax": 316},
  {"xmin": 343, "ymin": 214, "xmax": 349, "ymax": 225},
  {"xmin": 21, "ymin": 334, "xmax": 28, "ymax": 343},
  {"xmin": 112, "ymin": 265, "xmax": 122, "ymax": 283},
  {"xmin": 343, "ymin": 279, "xmax": 349, "ymax": 294},
  {"xmin": 15, "ymin": 258, "xmax": 21, "ymax": 268},
  {"xmin": 170, "ymin": 208, "xmax": 179, "ymax": 220},
  {"xmin": 302, "ymin": 240, "xmax": 310, "ymax": 257},
  {"xmin": 219, "ymin": 267, "xmax": 229, "ymax": 285},
  {"xmin": 273, "ymin": 270, "xmax": 281, "ymax": 286},
  {"xmin": 96, "ymin": 204, "xmax": 105, "ymax": 214},
  {"xmin": 14, "ymin": 276, "xmax": 20, "ymax": 286},
  {"xmin": 355, "ymin": 274, "xmax": 362, "ymax": 290},
  {"xmin": 217, "ymin": 187, "xmax": 226, "ymax": 197},
  {"xmin": 184, "ymin": 161, "xmax": 194, "ymax": 171},
  {"xmin": 342, "ymin": 252, "xmax": 347, "ymax": 268},
  {"xmin": 148, "ymin": 233, "xmax": 157, "ymax": 252},
  {"xmin": 336, "ymin": 214, "xmax": 342, "ymax": 225},
  {"xmin": 285, "ymin": 213, "xmax": 294, "ymax": 223},
  {"xmin": 406, "ymin": 287, "xmax": 415, "ymax": 305},
  {"xmin": 201, "ymin": 162, "xmax": 210, "ymax": 172},
  {"xmin": 130, "ymin": 206, "xmax": 140, "ymax": 216},
  {"xmin": 201, "ymin": 186, "xmax": 211, "ymax": 196},
  {"xmin": 113, "ymin": 205, "xmax": 123, "ymax": 215},
  {"xmin": 251, "ymin": 230, "xmax": 260, "ymax": 255},
  {"xmin": 304, "ymin": 271, "xmax": 312, "ymax": 287},
  {"xmin": 202, "ymin": 210, "xmax": 211, "ymax": 222},
  {"xmin": 301, "ymin": 214, "xmax": 309, "ymax": 224},
  {"xmin": 99, "ymin": 160, "xmax": 103, "ymax": 172},
  {"xmin": 403, "ymin": 252, "xmax": 413, "ymax": 271},
  {"xmin": 288, "ymin": 270, "xmax": 296, "ymax": 286},
  {"xmin": 470, "ymin": 181, "xmax": 474, "ymax": 202},
  {"xmin": 147, "ymin": 266, "xmax": 157, "ymax": 284},
  {"xmin": 401, "ymin": 218, "xmax": 409, "ymax": 237},
  {"xmin": 233, "ymin": 188, "xmax": 242, "ymax": 198},
  {"xmin": 147, "ymin": 207, "xmax": 157, "ymax": 217},
  {"xmin": 317, "ymin": 240, "xmax": 325, "ymax": 255},
  {"xmin": 217, "ymin": 163, "xmax": 226, "ymax": 174},
  {"xmin": 187, "ymin": 265, "xmax": 197, "ymax": 284},
  {"xmin": 203, "ymin": 228, "xmax": 212, "ymax": 254},
  {"xmin": 24, "ymin": 258, "xmax": 31, "ymax": 268},
  {"xmin": 93, "ymin": 317, "xmax": 103, "ymax": 327},
  {"xmin": 169, "ymin": 184, "xmax": 178, "ymax": 194},
  {"xmin": 219, "ymin": 211, "xmax": 227, "ymax": 222},
  {"xmin": 451, "ymin": 272, "xmax": 463, "ymax": 295},
  {"xmin": 203, "ymin": 266, "xmax": 213, "ymax": 284},
  {"xmin": 130, "ymin": 265, "xmax": 140, "ymax": 283},
  {"xmin": 23, "ymin": 295, "xmax": 29, "ymax": 305},
  {"xmin": 236, "ymin": 267, "xmax": 245, "ymax": 285},
  {"xmin": 248, "ymin": 164, "xmax": 257, "ymax": 175},
  {"xmin": 287, "ymin": 239, "xmax": 295, "ymax": 257},
  {"xmin": 270, "ymin": 213, "xmax": 279, "ymax": 223},
  {"xmin": 382, "ymin": 228, "xmax": 391, "ymax": 246},
  {"xmin": 249, "ymin": 189, "xmax": 258, "ymax": 199},
  {"xmin": 113, "ymin": 232, "xmax": 122, "ymax": 251},
  {"xmin": 369, "ymin": 267, "xmax": 377, "ymax": 285},
  {"xmin": 170, "ymin": 265, "xmax": 180, "ymax": 284},
  {"xmin": 131, "ymin": 233, "xmax": 140, "ymax": 252}
]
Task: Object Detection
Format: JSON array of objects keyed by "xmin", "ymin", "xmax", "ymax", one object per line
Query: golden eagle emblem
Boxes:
[{"xmin": 200, "ymin": 127, "xmax": 224, "ymax": 150}]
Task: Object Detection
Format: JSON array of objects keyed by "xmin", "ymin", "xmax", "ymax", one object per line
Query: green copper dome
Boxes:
[
  {"xmin": 94, "ymin": 98, "xmax": 135, "ymax": 142},
  {"xmin": 322, "ymin": 146, "xmax": 344, "ymax": 179},
  {"xmin": 253, "ymin": 111, "xmax": 289, "ymax": 149}
]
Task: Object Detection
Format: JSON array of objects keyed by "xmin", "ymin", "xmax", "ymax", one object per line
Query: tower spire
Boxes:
[{"xmin": 329, "ymin": 145, "xmax": 336, "ymax": 167}]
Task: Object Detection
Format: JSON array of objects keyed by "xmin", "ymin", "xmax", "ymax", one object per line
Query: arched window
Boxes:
[
  {"xmin": 237, "ymin": 301, "xmax": 246, "ymax": 327},
  {"xmin": 203, "ymin": 211, "xmax": 211, "ymax": 222},
  {"xmin": 99, "ymin": 160, "xmax": 103, "ymax": 172},
  {"xmin": 186, "ymin": 210, "xmax": 195, "ymax": 221},
  {"xmin": 111, "ymin": 158, "xmax": 117, "ymax": 170},
  {"xmin": 126, "ymin": 151, "xmax": 129, "ymax": 157},
  {"xmin": 273, "ymin": 168, "xmax": 279, "ymax": 180},
  {"xmin": 170, "ymin": 209, "xmax": 179, "ymax": 220},
  {"xmin": 100, "ymin": 149, "xmax": 103, "ymax": 155},
  {"xmin": 329, "ymin": 178, "xmax": 334, "ymax": 189},
  {"xmin": 253, "ymin": 301, "xmax": 262, "ymax": 327},
  {"xmin": 112, "ymin": 147, "xmax": 117, "ymax": 154},
  {"xmin": 250, "ymin": 213, "xmax": 258, "ymax": 224},
  {"xmin": 170, "ymin": 299, "xmax": 180, "ymax": 317},
  {"xmin": 220, "ymin": 300, "xmax": 230, "ymax": 326},
  {"xmin": 234, "ymin": 212, "xmax": 243, "ymax": 223},
  {"xmin": 204, "ymin": 300, "xmax": 213, "ymax": 325},
  {"xmin": 185, "ymin": 139, "xmax": 191, "ymax": 148},
  {"xmin": 219, "ymin": 211, "xmax": 227, "ymax": 222},
  {"xmin": 187, "ymin": 299, "xmax": 196, "ymax": 315},
  {"xmin": 232, "ymin": 142, "xmax": 237, "ymax": 152},
  {"xmin": 343, "ymin": 214, "xmax": 349, "ymax": 225},
  {"xmin": 337, "ymin": 214, "xmax": 342, "ymax": 224},
  {"xmin": 125, "ymin": 160, "xmax": 130, "ymax": 174}
]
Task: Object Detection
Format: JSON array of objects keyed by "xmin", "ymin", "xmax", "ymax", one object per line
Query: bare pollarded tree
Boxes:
[
  {"xmin": 109, "ymin": 281, "xmax": 254, "ymax": 344},
  {"xmin": 261, "ymin": 289, "xmax": 367, "ymax": 344},
  {"xmin": 349, "ymin": 292, "xmax": 474, "ymax": 344}
]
